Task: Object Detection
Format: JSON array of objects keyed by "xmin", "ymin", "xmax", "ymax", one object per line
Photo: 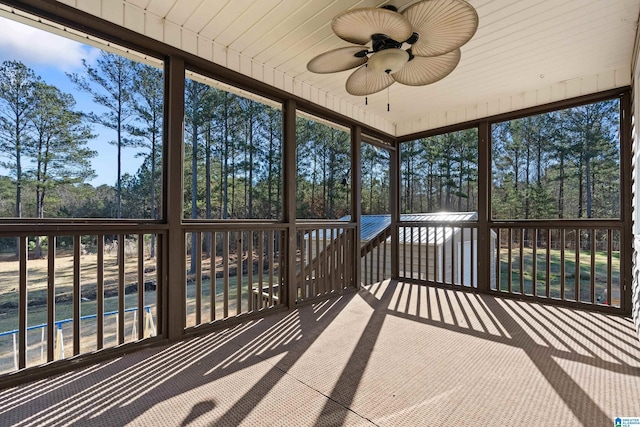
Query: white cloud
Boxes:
[{"xmin": 0, "ymin": 16, "xmax": 98, "ymax": 72}]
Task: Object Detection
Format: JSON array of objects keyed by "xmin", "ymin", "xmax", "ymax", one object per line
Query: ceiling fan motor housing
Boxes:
[{"xmin": 371, "ymin": 33, "xmax": 404, "ymax": 52}]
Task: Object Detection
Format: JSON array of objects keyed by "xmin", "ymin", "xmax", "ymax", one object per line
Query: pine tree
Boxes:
[
  {"xmin": 67, "ymin": 51, "xmax": 137, "ymax": 219},
  {"xmin": 28, "ymin": 81, "xmax": 96, "ymax": 256},
  {"xmin": 0, "ymin": 60, "xmax": 37, "ymax": 220},
  {"xmin": 129, "ymin": 63, "xmax": 163, "ymax": 256}
]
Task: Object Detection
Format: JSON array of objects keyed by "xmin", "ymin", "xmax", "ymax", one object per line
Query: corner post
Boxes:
[
  {"xmin": 477, "ymin": 121, "xmax": 491, "ymax": 293},
  {"xmin": 390, "ymin": 142, "xmax": 400, "ymax": 278},
  {"xmin": 165, "ymin": 56, "xmax": 186, "ymax": 341},
  {"xmin": 283, "ymin": 99, "xmax": 297, "ymax": 309},
  {"xmin": 351, "ymin": 126, "xmax": 362, "ymax": 288}
]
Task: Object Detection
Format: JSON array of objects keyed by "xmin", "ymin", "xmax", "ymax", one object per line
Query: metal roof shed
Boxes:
[{"xmin": 306, "ymin": 213, "xmax": 495, "ymax": 287}]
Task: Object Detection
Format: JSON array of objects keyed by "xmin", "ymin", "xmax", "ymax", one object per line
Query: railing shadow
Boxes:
[
  {"xmin": 0, "ymin": 293, "xmax": 356, "ymax": 427},
  {"xmin": 1, "ymin": 280, "xmax": 638, "ymax": 426},
  {"xmin": 365, "ymin": 280, "xmax": 640, "ymax": 427}
]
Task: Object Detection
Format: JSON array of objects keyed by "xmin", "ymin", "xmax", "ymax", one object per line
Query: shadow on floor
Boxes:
[{"xmin": 1, "ymin": 280, "xmax": 638, "ymax": 426}]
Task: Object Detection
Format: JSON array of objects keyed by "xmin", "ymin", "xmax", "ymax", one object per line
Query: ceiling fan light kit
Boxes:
[
  {"xmin": 367, "ymin": 48, "xmax": 410, "ymax": 74},
  {"xmin": 307, "ymin": 0, "xmax": 478, "ymax": 97}
]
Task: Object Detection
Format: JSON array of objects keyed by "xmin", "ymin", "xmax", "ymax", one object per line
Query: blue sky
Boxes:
[{"xmin": 0, "ymin": 15, "xmax": 146, "ymax": 187}]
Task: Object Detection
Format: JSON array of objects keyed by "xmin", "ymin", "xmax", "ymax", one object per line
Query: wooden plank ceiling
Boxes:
[{"xmin": 57, "ymin": 0, "xmax": 640, "ymax": 135}]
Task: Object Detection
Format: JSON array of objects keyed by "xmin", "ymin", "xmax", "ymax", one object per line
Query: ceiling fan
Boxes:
[{"xmin": 307, "ymin": 0, "xmax": 479, "ymax": 97}]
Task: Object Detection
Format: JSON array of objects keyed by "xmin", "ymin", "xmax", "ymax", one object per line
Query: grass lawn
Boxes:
[
  {"xmin": 0, "ymin": 250, "xmax": 281, "ymax": 374},
  {"xmin": 0, "ymin": 250, "xmax": 160, "ymax": 310},
  {"xmin": 495, "ymin": 247, "xmax": 620, "ymax": 305}
]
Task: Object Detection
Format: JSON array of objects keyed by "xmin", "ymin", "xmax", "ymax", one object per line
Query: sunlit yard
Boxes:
[
  {"xmin": 495, "ymin": 247, "xmax": 620, "ymax": 305},
  {"xmin": 0, "ymin": 250, "xmax": 279, "ymax": 373}
]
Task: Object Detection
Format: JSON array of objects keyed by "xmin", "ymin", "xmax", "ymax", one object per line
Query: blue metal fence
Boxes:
[{"xmin": 0, "ymin": 305, "xmax": 155, "ymax": 371}]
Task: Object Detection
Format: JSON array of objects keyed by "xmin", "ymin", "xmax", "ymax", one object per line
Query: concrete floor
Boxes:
[{"xmin": 1, "ymin": 280, "xmax": 640, "ymax": 426}]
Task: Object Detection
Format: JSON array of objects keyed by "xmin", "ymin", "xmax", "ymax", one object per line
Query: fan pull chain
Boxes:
[
  {"xmin": 387, "ymin": 87, "xmax": 390, "ymax": 112},
  {"xmin": 365, "ymin": 64, "xmax": 368, "ymax": 106}
]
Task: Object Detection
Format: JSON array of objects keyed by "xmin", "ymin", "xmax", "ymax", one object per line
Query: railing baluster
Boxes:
[
  {"xmin": 74, "ymin": 235, "xmax": 82, "ymax": 354},
  {"xmin": 300, "ymin": 228, "xmax": 306, "ymax": 300},
  {"xmin": 117, "ymin": 234, "xmax": 126, "ymax": 344},
  {"xmin": 590, "ymin": 229, "xmax": 596, "ymax": 304},
  {"xmin": 247, "ymin": 231, "xmax": 253, "ymax": 311},
  {"xmin": 137, "ymin": 234, "xmax": 144, "ymax": 339},
  {"xmin": 325, "ymin": 229, "xmax": 330, "ymax": 290},
  {"xmin": 410, "ymin": 226, "xmax": 414, "ymax": 279},
  {"xmin": 48, "ymin": 236, "xmax": 56, "ymax": 361},
  {"xmin": 341, "ymin": 228, "xmax": 345, "ymax": 287},
  {"xmin": 545, "ymin": 229, "xmax": 551, "ymax": 298},
  {"xmin": 237, "ymin": 232, "xmax": 243, "ymax": 315},
  {"xmin": 333, "ymin": 229, "xmax": 338, "ymax": 290},
  {"xmin": 426, "ymin": 226, "xmax": 430, "ymax": 282},
  {"xmin": 507, "ymin": 228, "xmax": 512, "ymax": 293},
  {"xmin": 519, "ymin": 228, "xmax": 524, "ymax": 294},
  {"xmin": 211, "ymin": 232, "xmax": 216, "ymax": 320},
  {"xmin": 223, "ymin": 231, "xmax": 229, "ymax": 318},
  {"xmin": 449, "ymin": 225, "xmax": 454, "ymax": 285},
  {"xmin": 417, "ymin": 225, "xmax": 422, "ymax": 280},
  {"xmin": 268, "ymin": 230, "xmax": 275, "ymax": 305},
  {"xmin": 368, "ymin": 242, "xmax": 373, "ymax": 284},
  {"xmin": 607, "ymin": 229, "xmax": 613, "ymax": 305},
  {"xmin": 471, "ymin": 228, "xmax": 475, "ymax": 287},
  {"xmin": 322, "ymin": 227, "xmax": 328, "ymax": 293},
  {"xmin": 195, "ymin": 232, "xmax": 202, "ymax": 325},
  {"xmin": 440, "ymin": 226, "xmax": 445, "ymax": 283},
  {"xmin": 383, "ymin": 237, "xmax": 387, "ymax": 280},
  {"xmin": 316, "ymin": 227, "xmax": 322, "ymax": 294},
  {"xmin": 19, "ymin": 236, "xmax": 27, "ymax": 369},
  {"xmin": 403, "ymin": 227, "xmax": 407, "ymax": 278},
  {"xmin": 575, "ymin": 228, "xmax": 580, "ymax": 302},
  {"xmin": 460, "ymin": 227, "xmax": 465, "ymax": 286},
  {"xmin": 560, "ymin": 229, "xmax": 566, "ymax": 300},
  {"xmin": 494, "ymin": 228, "xmax": 500, "ymax": 291},
  {"xmin": 96, "ymin": 235, "xmax": 104, "ymax": 350},
  {"xmin": 363, "ymin": 244, "xmax": 368, "ymax": 286},
  {"xmin": 376, "ymin": 234, "xmax": 381, "ymax": 283},
  {"xmin": 258, "ymin": 231, "xmax": 264, "ymax": 310},
  {"xmin": 533, "ymin": 229, "xmax": 537, "ymax": 296}
]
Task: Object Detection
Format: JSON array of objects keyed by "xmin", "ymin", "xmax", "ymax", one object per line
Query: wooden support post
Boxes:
[
  {"xmin": 477, "ymin": 121, "xmax": 490, "ymax": 292},
  {"xmin": 165, "ymin": 56, "xmax": 186, "ymax": 341},
  {"xmin": 351, "ymin": 125, "xmax": 362, "ymax": 288},
  {"xmin": 283, "ymin": 99, "xmax": 297, "ymax": 309},
  {"xmin": 390, "ymin": 146, "xmax": 400, "ymax": 279}
]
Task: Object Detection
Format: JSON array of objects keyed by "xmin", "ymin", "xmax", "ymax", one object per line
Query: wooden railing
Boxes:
[
  {"xmin": 398, "ymin": 222, "xmax": 479, "ymax": 288},
  {"xmin": 492, "ymin": 223, "xmax": 623, "ymax": 308},
  {"xmin": 296, "ymin": 222, "xmax": 356, "ymax": 301},
  {"xmin": 0, "ymin": 224, "xmax": 164, "ymax": 375},
  {"xmin": 183, "ymin": 224, "xmax": 286, "ymax": 329},
  {"xmin": 360, "ymin": 225, "xmax": 392, "ymax": 286}
]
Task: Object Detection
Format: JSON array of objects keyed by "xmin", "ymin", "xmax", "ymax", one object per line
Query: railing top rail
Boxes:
[
  {"xmin": 182, "ymin": 222, "xmax": 288, "ymax": 231},
  {"xmin": 295, "ymin": 220, "xmax": 357, "ymax": 227},
  {"xmin": 397, "ymin": 221, "xmax": 479, "ymax": 227},
  {"xmin": 490, "ymin": 219, "xmax": 623, "ymax": 228},
  {"xmin": 0, "ymin": 223, "xmax": 168, "ymax": 236}
]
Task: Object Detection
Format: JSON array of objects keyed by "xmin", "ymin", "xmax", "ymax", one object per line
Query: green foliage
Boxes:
[
  {"xmin": 492, "ymin": 99, "xmax": 620, "ymax": 219},
  {"xmin": 0, "ymin": 60, "xmax": 97, "ymax": 224},
  {"xmin": 68, "ymin": 51, "xmax": 139, "ymax": 218},
  {"xmin": 401, "ymin": 128, "xmax": 478, "ymax": 213},
  {"xmin": 296, "ymin": 117, "xmax": 351, "ymax": 219},
  {"xmin": 361, "ymin": 143, "xmax": 390, "ymax": 215},
  {"xmin": 183, "ymin": 79, "xmax": 284, "ymax": 221}
]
